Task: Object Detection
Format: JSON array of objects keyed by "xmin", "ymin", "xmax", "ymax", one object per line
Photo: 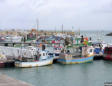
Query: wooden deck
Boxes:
[{"xmin": 0, "ymin": 74, "xmax": 32, "ymax": 86}]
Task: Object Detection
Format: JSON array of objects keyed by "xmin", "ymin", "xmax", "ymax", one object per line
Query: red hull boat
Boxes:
[
  {"xmin": 0, "ymin": 62, "xmax": 5, "ymax": 68},
  {"xmin": 104, "ymin": 47, "xmax": 112, "ymax": 60}
]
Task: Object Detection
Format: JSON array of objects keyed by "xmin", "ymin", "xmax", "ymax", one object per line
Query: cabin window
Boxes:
[
  {"xmin": 43, "ymin": 53, "xmax": 45, "ymax": 56},
  {"xmin": 90, "ymin": 49, "xmax": 93, "ymax": 52},
  {"xmin": 67, "ymin": 50, "xmax": 70, "ymax": 54}
]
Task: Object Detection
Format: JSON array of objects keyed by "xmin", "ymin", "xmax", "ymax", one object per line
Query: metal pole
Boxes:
[
  {"xmin": 36, "ymin": 19, "xmax": 39, "ymax": 39},
  {"xmin": 62, "ymin": 24, "xmax": 63, "ymax": 34}
]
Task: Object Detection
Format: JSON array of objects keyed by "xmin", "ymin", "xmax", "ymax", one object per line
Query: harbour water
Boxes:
[
  {"xmin": 80, "ymin": 31, "xmax": 112, "ymax": 43},
  {"xmin": 0, "ymin": 31, "xmax": 112, "ymax": 86},
  {"xmin": 1, "ymin": 61, "xmax": 112, "ymax": 86}
]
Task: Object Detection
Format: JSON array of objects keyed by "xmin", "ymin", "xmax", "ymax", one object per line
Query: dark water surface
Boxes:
[{"xmin": 0, "ymin": 60, "xmax": 112, "ymax": 86}]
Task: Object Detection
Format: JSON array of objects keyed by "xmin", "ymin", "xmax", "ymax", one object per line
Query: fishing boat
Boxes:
[
  {"xmin": 57, "ymin": 46, "xmax": 94, "ymax": 64},
  {"xmin": 5, "ymin": 36, "xmax": 22, "ymax": 42},
  {"xmin": 103, "ymin": 46, "xmax": 112, "ymax": 60},
  {"xmin": 92, "ymin": 42, "xmax": 107, "ymax": 60},
  {"xmin": 48, "ymin": 45, "xmax": 63, "ymax": 63},
  {"xmin": 0, "ymin": 53, "xmax": 7, "ymax": 68},
  {"xmin": 15, "ymin": 50, "xmax": 53, "ymax": 68},
  {"xmin": 0, "ymin": 53, "xmax": 14, "ymax": 68},
  {"xmin": 50, "ymin": 45, "xmax": 63, "ymax": 57}
]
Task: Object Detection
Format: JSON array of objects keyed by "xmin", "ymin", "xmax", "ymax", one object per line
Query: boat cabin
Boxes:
[
  {"xmin": 18, "ymin": 50, "xmax": 49, "ymax": 62},
  {"xmin": 39, "ymin": 51, "xmax": 49, "ymax": 60},
  {"xmin": 54, "ymin": 46, "xmax": 62, "ymax": 53},
  {"xmin": 104, "ymin": 46, "xmax": 112, "ymax": 60}
]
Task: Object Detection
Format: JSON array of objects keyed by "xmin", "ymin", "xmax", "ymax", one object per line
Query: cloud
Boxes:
[
  {"xmin": 0, "ymin": 0, "xmax": 112, "ymax": 30},
  {"xmin": 92, "ymin": 0, "xmax": 112, "ymax": 13}
]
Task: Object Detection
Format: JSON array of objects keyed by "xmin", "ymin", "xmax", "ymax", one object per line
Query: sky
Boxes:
[{"xmin": 0, "ymin": 0, "xmax": 112, "ymax": 31}]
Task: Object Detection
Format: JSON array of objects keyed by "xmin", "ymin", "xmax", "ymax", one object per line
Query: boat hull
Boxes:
[
  {"xmin": 103, "ymin": 55, "xmax": 112, "ymax": 61},
  {"xmin": 15, "ymin": 58, "xmax": 53, "ymax": 68},
  {"xmin": 57, "ymin": 56, "xmax": 94, "ymax": 64},
  {"xmin": 93, "ymin": 55, "xmax": 104, "ymax": 60},
  {"xmin": 0, "ymin": 62, "xmax": 5, "ymax": 68},
  {"xmin": 4, "ymin": 61, "xmax": 15, "ymax": 68},
  {"xmin": 0, "ymin": 61, "xmax": 15, "ymax": 68}
]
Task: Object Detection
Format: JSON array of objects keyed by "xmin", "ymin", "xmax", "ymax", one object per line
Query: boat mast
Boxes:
[
  {"xmin": 55, "ymin": 26, "xmax": 56, "ymax": 33},
  {"xmin": 62, "ymin": 24, "xmax": 63, "ymax": 34},
  {"xmin": 36, "ymin": 19, "xmax": 39, "ymax": 39},
  {"xmin": 79, "ymin": 28, "xmax": 80, "ymax": 36},
  {"xmin": 72, "ymin": 26, "xmax": 74, "ymax": 35}
]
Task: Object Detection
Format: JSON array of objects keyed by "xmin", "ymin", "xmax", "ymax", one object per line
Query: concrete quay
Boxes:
[{"xmin": 0, "ymin": 74, "xmax": 32, "ymax": 86}]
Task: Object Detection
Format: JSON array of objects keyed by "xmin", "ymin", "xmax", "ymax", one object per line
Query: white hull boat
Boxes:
[{"xmin": 15, "ymin": 58, "xmax": 53, "ymax": 68}]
